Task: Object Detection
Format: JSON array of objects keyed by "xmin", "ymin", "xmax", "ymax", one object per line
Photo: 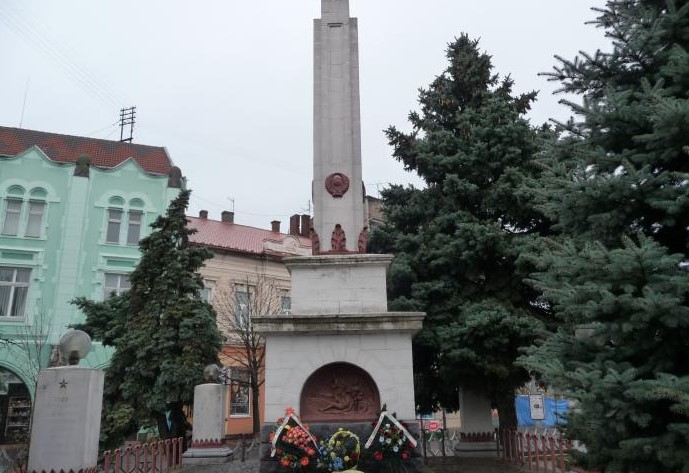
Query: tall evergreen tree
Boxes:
[
  {"xmin": 73, "ymin": 189, "xmax": 222, "ymax": 450},
  {"xmin": 370, "ymin": 35, "xmax": 551, "ymax": 426},
  {"xmin": 521, "ymin": 2, "xmax": 689, "ymax": 471}
]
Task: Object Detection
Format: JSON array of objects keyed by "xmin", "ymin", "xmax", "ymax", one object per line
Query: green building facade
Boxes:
[{"xmin": 0, "ymin": 126, "xmax": 182, "ymax": 443}]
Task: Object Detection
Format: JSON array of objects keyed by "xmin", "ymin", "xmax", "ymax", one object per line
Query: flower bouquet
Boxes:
[
  {"xmin": 270, "ymin": 408, "xmax": 319, "ymax": 470},
  {"xmin": 365, "ymin": 409, "xmax": 417, "ymax": 470},
  {"xmin": 317, "ymin": 428, "xmax": 362, "ymax": 472}
]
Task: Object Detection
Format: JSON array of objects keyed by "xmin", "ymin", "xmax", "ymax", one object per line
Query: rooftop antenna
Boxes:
[
  {"xmin": 227, "ymin": 197, "xmax": 235, "ymax": 212},
  {"xmin": 119, "ymin": 106, "xmax": 136, "ymax": 142},
  {"xmin": 19, "ymin": 76, "xmax": 30, "ymax": 128}
]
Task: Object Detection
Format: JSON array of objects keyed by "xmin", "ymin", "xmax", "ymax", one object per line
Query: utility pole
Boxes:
[{"xmin": 119, "ymin": 106, "xmax": 136, "ymax": 142}]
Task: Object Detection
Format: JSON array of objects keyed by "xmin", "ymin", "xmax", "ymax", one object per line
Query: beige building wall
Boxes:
[
  {"xmin": 199, "ymin": 251, "xmax": 292, "ymax": 304},
  {"xmin": 197, "ymin": 249, "xmax": 294, "ymax": 436}
]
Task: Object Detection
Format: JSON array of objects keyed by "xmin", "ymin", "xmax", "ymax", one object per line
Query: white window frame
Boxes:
[
  {"xmin": 199, "ymin": 280, "xmax": 215, "ymax": 303},
  {"xmin": 228, "ymin": 367, "xmax": 250, "ymax": 417},
  {"xmin": 0, "ymin": 267, "xmax": 31, "ymax": 318},
  {"xmin": 103, "ymin": 273, "xmax": 131, "ymax": 299},
  {"xmin": 106, "ymin": 209, "xmax": 123, "ymax": 244},
  {"xmin": 126, "ymin": 211, "xmax": 143, "ymax": 246},
  {"xmin": 25, "ymin": 200, "xmax": 46, "ymax": 238},
  {"xmin": 235, "ymin": 290, "xmax": 250, "ymax": 327},
  {"xmin": 2, "ymin": 199, "xmax": 23, "ymax": 236},
  {"xmin": 280, "ymin": 293, "xmax": 291, "ymax": 313}
]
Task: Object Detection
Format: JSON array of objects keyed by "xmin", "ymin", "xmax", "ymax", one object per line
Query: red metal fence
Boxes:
[
  {"xmin": 5, "ymin": 438, "xmax": 183, "ymax": 473},
  {"xmin": 102, "ymin": 438, "xmax": 183, "ymax": 473},
  {"xmin": 499, "ymin": 429, "xmax": 571, "ymax": 473}
]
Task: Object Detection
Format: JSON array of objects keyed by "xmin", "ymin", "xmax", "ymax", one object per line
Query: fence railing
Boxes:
[
  {"xmin": 0, "ymin": 444, "xmax": 27, "ymax": 473},
  {"xmin": 420, "ymin": 428, "xmax": 499, "ymax": 458},
  {"xmin": 102, "ymin": 438, "xmax": 183, "ymax": 473},
  {"xmin": 499, "ymin": 429, "xmax": 572, "ymax": 473}
]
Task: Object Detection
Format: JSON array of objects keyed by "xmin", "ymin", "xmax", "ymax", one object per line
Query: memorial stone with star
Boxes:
[{"xmin": 28, "ymin": 334, "xmax": 104, "ymax": 473}]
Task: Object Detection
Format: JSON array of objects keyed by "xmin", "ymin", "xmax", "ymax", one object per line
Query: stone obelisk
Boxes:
[
  {"xmin": 311, "ymin": 0, "xmax": 366, "ymax": 253},
  {"xmin": 256, "ymin": 2, "xmax": 424, "ymax": 471}
]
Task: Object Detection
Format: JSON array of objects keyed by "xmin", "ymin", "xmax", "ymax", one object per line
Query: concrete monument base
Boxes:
[
  {"xmin": 182, "ymin": 447, "xmax": 233, "ymax": 465},
  {"xmin": 459, "ymin": 388, "xmax": 495, "ymax": 433},
  {"xmin": 182, "ymin": 383, "xmax": 233, "ymax": 466},
  {"xmin": 28, "ymin": 366, "xmax": 104, "ymax": 473},
  {"xmin": 454, "ymin": 441, "xmax": 498, "ymax": 458}
]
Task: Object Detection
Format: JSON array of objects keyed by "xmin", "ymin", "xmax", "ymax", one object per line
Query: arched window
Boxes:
[
  {"xmin": 127, "ymin": 199, "xmax": 145, "ymax": 246},
  {"xmin": 25, "ymin": 188, "xmax": 47, "ymax": 238},
  {"xmin": 105, "ymin": 196, "xmax": 147, "ymax": 246},
  {"xmin": 2, "ymin": 186, "xmax": 26, "ymax": 236},
  {"xmin": 106, "ymin": 197, "xmax": 124, "ymax": 244}
]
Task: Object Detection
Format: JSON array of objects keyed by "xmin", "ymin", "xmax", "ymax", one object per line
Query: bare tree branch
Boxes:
[{"xmin": 213, "ymin": 273, "xmax": 288, "ymax": 434}]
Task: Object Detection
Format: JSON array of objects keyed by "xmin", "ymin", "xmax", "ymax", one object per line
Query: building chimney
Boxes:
[
  {"xmin": 199, "ymin": 210, "xmax": 208, "ymax": 219},
  {"xmin": 289, "ymin": 214, "xmax": 300, "ymax": 236},
  {"xmin": 300, "ymin": 214, "xmax": 311, "ymax": 237},
  {"xmin": 271, "ymin": 220, "xmax": 281, "ymax": 233},
  {"xmin": 221, "ymin": 211, "xmax": 235, "ymax": 223}
]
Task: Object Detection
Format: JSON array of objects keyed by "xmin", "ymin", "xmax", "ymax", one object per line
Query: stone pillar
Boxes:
[
  {"xmin": 182, "ymin": 383, "xmax": 232, "ymax": 465},
  {"xmin": 28, "ymin": 367, "xmax": 104, "ymax": 473},
  {"xmin": 313, "ymin": 0, "xmax": 366, "ymax": 253},
  {"xmin": 456, "ymin": 388, "xmax": 497, "ymax": 457},
  {"xmin": 459, "ymin": 388, "xmax": 495, "ymax": 433}
]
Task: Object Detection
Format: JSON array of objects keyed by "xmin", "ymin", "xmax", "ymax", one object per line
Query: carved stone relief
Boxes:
[
  {"xmin": 300, "ymin": 362, "xmax": 380, "ymax": 422},
  {"xmin": 331, "ymin": 224, "xmax": 346, "ymax": 252},
  {"xmin": 357, "ymin": 226, "xmax": 368, "ymax": 254}
]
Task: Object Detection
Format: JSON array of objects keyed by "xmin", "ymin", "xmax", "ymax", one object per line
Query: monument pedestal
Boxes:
[
  {"xmin": 28, "ymin": 367, "xmax": 104, "ymax": 473},
  {"xmin": 182, "ymin": 384, "xmax": 232, "ymax": 465},
  {"xmin": 254, "ymin": 256, "xmax": 425, "ymax": 473},
  {"xmin": 455, "ymin": 388, "xmax": 497, "ymax": 457}
]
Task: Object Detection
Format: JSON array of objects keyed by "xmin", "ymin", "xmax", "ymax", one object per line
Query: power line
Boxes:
[
  {"xmin": 192, "ymin": 194, "xmax": 299, "ymax": 219},
  {"xmin": 85, "ymin": 120, "xmax": 120, "ymax": 137},
  {"xmin": 0, "ymin": 2, "xmax": 125, "ymax": 110}
]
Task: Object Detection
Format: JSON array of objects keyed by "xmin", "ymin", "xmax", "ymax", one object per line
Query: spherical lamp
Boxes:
[{"xmin": 59, "ymin": 330, "xmax": 92, "ymax": 366}]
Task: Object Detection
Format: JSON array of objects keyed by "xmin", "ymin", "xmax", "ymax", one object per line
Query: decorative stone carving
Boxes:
[
  {"xmin": 357, "ymin": 226, "xmax": 368, "ymax": 254},
  {"xmin": 74, "ymin": 155, "xmax": 90, "ymax": 177},
  {"xmin": 300, "ymin": 362, "xmax": 380, "ymax": 422},
  {"xmin": 190, "ymin": 439, "xmax": 226, "ymax": 448},
  {"xmin": 331, "ymin": 224, "xmax": 346, "ymax": 252},
  {"xmin": 49, "ymin": 345, "xmax": 67, "ymax": 367},
  {"xmin": 310, "ymin": 225, "xmax": 321, "ymax": 255},
  {"xmin": 325, "ymin": 173, "xmax": 350, "ymax": 198},
  {"xmin": 168, "ymin": 166, "xmax": 183, "ymax": 188}
]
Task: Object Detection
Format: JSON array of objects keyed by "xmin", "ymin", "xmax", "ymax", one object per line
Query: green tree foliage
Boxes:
[
  {"xmin": 73, "ymin": 189, "xmax": 222, "ymax": 450},
  {"xmin": 520, "ymin": 2, "xmax": 689, "ymax": 470},
  {"xmin": 370, "ymin": 35, "xmax": 551, "ymax": 426}
]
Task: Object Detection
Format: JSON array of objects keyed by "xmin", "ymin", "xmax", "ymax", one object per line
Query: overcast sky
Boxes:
[{"xmin": 0, "ymin": 1, "xmax": 607, "ymax": 229}]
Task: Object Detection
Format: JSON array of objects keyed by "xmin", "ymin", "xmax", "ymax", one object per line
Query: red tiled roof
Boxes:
[
  {"xmin": 0, "ymin": 126, "xmax": 173, "ymax": 175},
  {"xmin": 188, "ymin": 216, "xmax": 312, "ymax": 257}
]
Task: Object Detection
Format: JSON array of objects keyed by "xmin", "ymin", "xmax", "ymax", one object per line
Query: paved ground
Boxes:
[
  {"xmin": 426, "ymin": 456, "xmax": 524, "ymax": 473},
  {"xmin": 182, "ymin": 449, "xmax": 525, "ymax": 473}
]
